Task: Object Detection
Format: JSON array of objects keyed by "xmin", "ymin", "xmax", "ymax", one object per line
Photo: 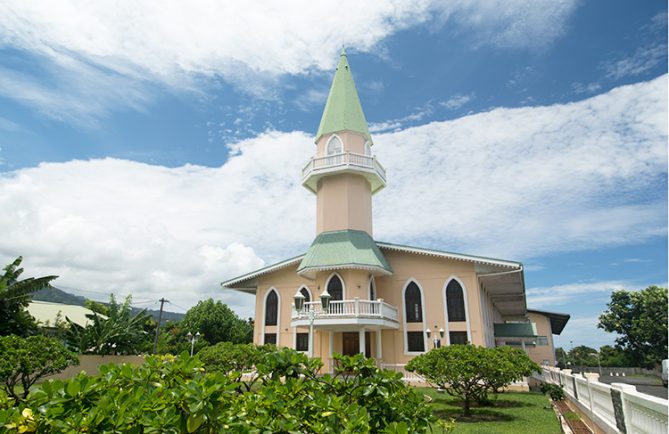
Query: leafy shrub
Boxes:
[
  {"xmin": 0, "ymin": 335, "xmax": 78, "ymax": 402},
  {"xmin": 540, "ymin": 382, "xmax": 565, "ymax": 401},
  {"xmin": 0, "ymin": 347, "xmax": 433, "ymax": 433},
  {"xmin": 406, "ymin": 344, "xmax": 540, "ymax": 416}
]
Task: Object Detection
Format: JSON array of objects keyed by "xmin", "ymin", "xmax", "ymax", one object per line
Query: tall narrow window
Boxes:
[
  {"xmin": 265, "ymin": 290, "xmax": 278, "ymax": 326},
  {"xmin": 299, "ymin": 287, "xmax": 311, "ymax": 303},
  {"xmin": 369, "ymin": 278, "xmax": 376, "ymax": 301},
  {"xmin": 264, "ymin": 333, "xmax": 277, "ymax": 345},
  {"xmin": 404, "ymin": 282, "xmax": 422, "ymax": 323},
  {"xmin": 446, "ymin": 280, "xmax": 466, "ymax": 322},
  {"xmin": 449, "ymin": 331, "xmax": 468, "ymax": 345},
  {"xmin": 326, "ymin": 135, "xmax": 343, "ymax": 155},
  {"xmin": 327, "ymin": 275, "xmax": 343, "ymax": 301},
  {"xmin": 407, "ymin": 331, "xmax": 425, "ymax": 352},
  {"xmin": 364, "ymin": 141, "xmax": 371, "ymax": 155}
]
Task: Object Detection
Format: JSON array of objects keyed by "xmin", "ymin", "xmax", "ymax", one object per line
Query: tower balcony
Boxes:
[
  {"xmin": 291, "ymin": 299, "xmax": 399, "ymax": 329},
  {"xmin": 302, "ymin": 152, "xmax": 386, "ymax": 194}
]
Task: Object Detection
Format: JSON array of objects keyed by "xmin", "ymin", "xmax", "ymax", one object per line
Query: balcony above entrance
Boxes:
[
  {"xmin": 302, "ymin": 151, "xmax": 386, "ymax": 194},
  {"xmin": 291, "ymin": 299, "xmax": 399, "ymax": 329}
]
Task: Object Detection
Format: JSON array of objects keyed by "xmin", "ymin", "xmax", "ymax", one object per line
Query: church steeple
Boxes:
[
  {"xmin": 315, "ymin": 49, "xmax": 372, "ymax": 144},
  {"xmin": 302, "ymin": 51, "xmax": 386, "ymax": 237}
]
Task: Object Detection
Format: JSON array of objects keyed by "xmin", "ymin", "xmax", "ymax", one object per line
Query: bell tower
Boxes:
[{"xmin": 301, "ymin": 50, "xmax": 386, "ymax": 236}]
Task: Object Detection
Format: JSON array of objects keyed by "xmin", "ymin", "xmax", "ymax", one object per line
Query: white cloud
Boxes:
[
  {"xmin": 604, "ymin": 44, "xmax": 668, "ymax": 81},
  {"xmin": 0, "ymin": 76, "xmax": 665, "ymax": 318},
  {"xmin": 440, "ymin": 93, "xmax": 474, "ymax": 110},
  {"xmin": 0, "ymin": 0, "xmax": 578, "ymax": 120},
  {"xmin": 527, "ymin": 281, "xmax": 630, "ymax": 307}
]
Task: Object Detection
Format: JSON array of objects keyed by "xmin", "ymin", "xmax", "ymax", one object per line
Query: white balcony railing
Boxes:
[
  {"xmin": 302, "ymin": 152, "xmax": 386, "ymax": 182},
  {"xmin": 291, "ymin": 299, "xmax": 398, "ymax": 323}
]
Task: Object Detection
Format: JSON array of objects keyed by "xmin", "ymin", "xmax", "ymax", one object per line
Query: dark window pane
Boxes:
[
  {"xmin": 296, "ymin": 333, "xmax": 309, "ymax": 351},
  {"xmin": 300, "ymin": 288, "xmax": 311, "ymax": 303},
  {"xmin": 404, "ymin": 282, "xmax": 423, "ymax": 323},
  {"xmin": 449, "ymin": 331, "xmax": 468, "ymax": 345},
  {"xmin": 369, "ymin": 279, "xmax": 376, "ymax": 300},
  {"xmin": 265, "ymin": 290, "xmax": 278, "ymax": 326},
  {"xmin": 264, "ymin": 333, "xmax": 277, "ymax": 345},
  {"xmin": 407, "ymin": 331, "xmax": 425, "ymax": 352},
  {"xmin": 446, "ymin": 280, "xmax": 466, "ymax": 322},
  {"xmin": 328, "ymin": 275, "xmax": 343, "ymax": 301}
]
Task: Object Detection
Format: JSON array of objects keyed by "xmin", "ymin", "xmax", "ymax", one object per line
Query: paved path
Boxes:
[{"xmin": 598, "ymin": 375, "xmax": 668, "ymax": 400}]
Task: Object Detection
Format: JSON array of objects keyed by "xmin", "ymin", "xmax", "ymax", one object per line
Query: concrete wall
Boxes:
[{"xmin": 45, "ymin": 355, "xmax": 145, "ymax": 380}]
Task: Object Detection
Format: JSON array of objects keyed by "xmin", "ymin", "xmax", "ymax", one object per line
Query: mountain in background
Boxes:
[{"xmin": 32, "ymin": 287, "xmax": 185, "ymax": 323}]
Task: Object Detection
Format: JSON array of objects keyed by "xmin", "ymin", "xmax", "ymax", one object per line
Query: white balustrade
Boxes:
[
  {"xmin": 380, "ymin": 364, "xmax": 426, "ymax": 383},
  {"xmin": 541, "ymin": 367, "xmax": 668, "ymax": 434},
  {"xmin": 302, "ymin": 152, "xmax": 386, "ymax": 181},
  {"xmin": 291, "ymin": 299, "xmax": 398, "ymax": 323}
]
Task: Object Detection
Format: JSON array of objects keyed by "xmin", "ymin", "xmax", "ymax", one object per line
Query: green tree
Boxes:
[
  {"xmin": 555, "ymin": 347, "xmax": 568, "ymax": 368},
  {"xmin": 569, "ymin": 345, "xmax": 599, "ymax": 367},
  {"xmin": 65, "ymin": 294, "xmax": 152, "ymax": 355},
  {"xmin": 0, "ymin": 335, "xmax": 78, "ymax": 401},
  {"xmin": 181, "ymin": 298, "xmax": 253, "ymax": 346},
  {"xmin": 598, "ymin": 286, "xmax": 668, "ymax": 367},
  {"xmin": 0, "ymin": 257, "xmax": 57, "ymax": 337},
  {"xmin": 598, "ymin": 345, "xmax": 629, "ymax": 367},
  {"xmin": 406, "ymin": 345, "xmax": 539, "ymax": 416}
]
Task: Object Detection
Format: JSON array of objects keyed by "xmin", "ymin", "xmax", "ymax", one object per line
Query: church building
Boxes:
[{"xmin": 221, "ymin": 51, "xmax": 569, "ymax": 371}]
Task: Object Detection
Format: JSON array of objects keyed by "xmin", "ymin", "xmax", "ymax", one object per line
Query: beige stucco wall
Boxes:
[
  {"xmin": 315, "ymin": 131, "xmax": 368, "ymax": 157},
  {"xmin": 252, "ymin": 250, "xmax": 494, "ymax": 368},
  {"xmin": 44, "ymin": 355, "xmax": 145, "ymax": 381},
  {"xmin": 316, "ymin": 173, "xmax": 372, "ymax": 235},
  {"xmin": 527, "ymin": 312, "xmax": 556, "ymax": 366}
]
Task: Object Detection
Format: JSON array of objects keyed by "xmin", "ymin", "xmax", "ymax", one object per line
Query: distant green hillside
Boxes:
[{"xmin": 32, "ymin": 287, "xmax": 185, "ymax": 323}]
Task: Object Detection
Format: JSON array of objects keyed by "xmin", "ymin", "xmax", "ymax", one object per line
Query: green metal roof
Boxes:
[
  {"xmin": 315, "ymin": 50, "xmax": 372, "ymax": 144},
  {"xmin": 297, "ymin": 230, "xmax": 391, "ymax": 277},
  {"xmin": 494, "ymin": 322, "xmax": 538, "ymax": 338}
]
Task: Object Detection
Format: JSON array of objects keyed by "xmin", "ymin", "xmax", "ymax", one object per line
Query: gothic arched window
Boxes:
[
  {"xmin": 299, "ymin": 287, "xmax": 311, "ymax": 303},
  {"xmin": 369, "ymin": 278, "xmax": 376, "ymax": 301},
  {"xmin": 404, "ymin": 281, "xmax": 422, "ymax": 323},
  {"xmin": 326, "ymin": 135, "xmax": 343, "ymax": 155},
  {"xmin": 265, "ymin": 290, "xmax": 278, "ymax": 326},
  {"xmin": 446, "ymin": 280, "xmax": 466, "ymax": 322},
  {"xmin": 327, "ymin": 275, "xmax": 343, "ymax": 301}
]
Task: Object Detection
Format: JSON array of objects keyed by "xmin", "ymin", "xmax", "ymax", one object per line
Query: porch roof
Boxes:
[
  {"xmin": 297, "ymin": 230, "xmax": 392, "ymax": 279},
  {"xmin": 494, "ymin": 322, "xmax": 538, "ymax": 338},
  {"xmin": 527, "ymin": 309, "xmax": 570, "ymax": 335}
]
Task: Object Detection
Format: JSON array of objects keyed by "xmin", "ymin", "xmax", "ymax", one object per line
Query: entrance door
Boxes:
[{"xmin": 342, "ymin": 332, "xmax": 371, "ymax": 357}]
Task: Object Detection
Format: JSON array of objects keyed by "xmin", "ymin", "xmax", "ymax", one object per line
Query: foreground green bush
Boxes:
[
  {"xmin": 406, "ymin": 344, "xmax": 540, "ymax": 416},
  {"xmin": 0, "ymin": 335, "xmax": 78, "ymax": 402},
  {"xmin": 0, "ymin": 348, "xmax": 432, "ymax": 433}
]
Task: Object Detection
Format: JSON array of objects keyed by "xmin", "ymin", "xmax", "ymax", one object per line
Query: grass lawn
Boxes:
[{"xmin": 419, "ymin": 388, "xmax": 561, "ymax": 434}]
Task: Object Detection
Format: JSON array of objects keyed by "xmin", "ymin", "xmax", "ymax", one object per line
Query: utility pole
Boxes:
[{"xmin": 153, "ymin": 298, "xmax": 168, "ymax": 354}]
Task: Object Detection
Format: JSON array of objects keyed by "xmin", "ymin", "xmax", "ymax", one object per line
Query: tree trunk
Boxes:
[{"xmin": 463, "ymin": 397, "xmax": 471, "ymax": 416}]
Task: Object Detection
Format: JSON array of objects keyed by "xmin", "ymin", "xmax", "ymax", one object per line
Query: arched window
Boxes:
[
  {"xmin": 446, "ymin": 280, "xmax": 466, "ymax": 322},
  {"xmin": 326, "ymin": 135, "xmax": 343, "ymax": 155},
  {"xmin": 404, "ymin": 281, "xmax": 422, "ymax": 323},
  {"xmin": 299, "ymin": 287, "xmax": 311, "ymax": 303},
  {"xmin": 265, "ymin": 290, "xmax": 278, "ymax": 326},
  {"xmin": 369, "ymin": 278, "xmax": 376, "ymax": 301},
  {"xmin": 327, "ymin": 275, "xmax": 343, "ymax": 301},
  {"xmin": 364, "ymin": 141, "xmax": 371, "ymax": 156}
]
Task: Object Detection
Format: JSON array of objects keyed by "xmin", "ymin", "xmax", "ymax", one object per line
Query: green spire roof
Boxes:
[
  {"xmin": 315, "ymin": 50, "xmax": 372, "ymax": 143},
  {"xmin": 297, "ymin": 230, "xmax": 391, "ymax": 278}
]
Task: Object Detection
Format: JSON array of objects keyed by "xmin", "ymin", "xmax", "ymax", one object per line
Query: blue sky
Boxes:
[{"xmin": 0, "ymin": 1, "xmax": 666, "ymax": 350}]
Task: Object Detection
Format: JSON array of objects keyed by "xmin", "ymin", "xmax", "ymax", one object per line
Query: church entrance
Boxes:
[{"xmin": 342, "ymin": 332, "xmax": 371, "ymax": 357}]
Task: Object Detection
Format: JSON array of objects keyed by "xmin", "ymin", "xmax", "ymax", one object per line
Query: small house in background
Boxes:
[
  {"xmin": 28, "ymin": 300, "xmax": 104, "ymax": 330},
  {"xmin": 222, "ymin": 51, "xmax": 569, "ymax": 371}
]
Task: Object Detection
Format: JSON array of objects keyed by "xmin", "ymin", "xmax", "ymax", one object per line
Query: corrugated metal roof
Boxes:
[
  {"xmin": 377, "ymin": 241, "xmax": 522, "ymax": 269},
  {"xmin": 315, "ymin": 50, "xmax": 371, "ymax": 144},
  {"xmin": 494, "ymin": 322, "xmax": 538, "ymax": 338},
  {"xmin": 28, "ymin": 301, "xmax": 105, "ymax": 328},
  {"xmin": 297, "ymin": 230, "xmax": 391, "ymax": 277}
]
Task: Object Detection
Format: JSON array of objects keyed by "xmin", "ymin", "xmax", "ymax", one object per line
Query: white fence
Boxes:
[
  {"xmin": 541, "ymin": 367, "xmax": 668, "ymax": 434},
  {"xmin": 380, "ymin": 363, "xmax": 427, "ymax": 384}
]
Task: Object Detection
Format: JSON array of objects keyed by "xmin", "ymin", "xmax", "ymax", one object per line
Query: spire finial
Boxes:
[{"xmin": 340, "ymin": 46, "xmax": 347, "ymax": 56}]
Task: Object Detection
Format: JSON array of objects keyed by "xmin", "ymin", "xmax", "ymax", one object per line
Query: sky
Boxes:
[{"xmin": 0, "ymin": 0, "xmax": 666, "ymax": 350}]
